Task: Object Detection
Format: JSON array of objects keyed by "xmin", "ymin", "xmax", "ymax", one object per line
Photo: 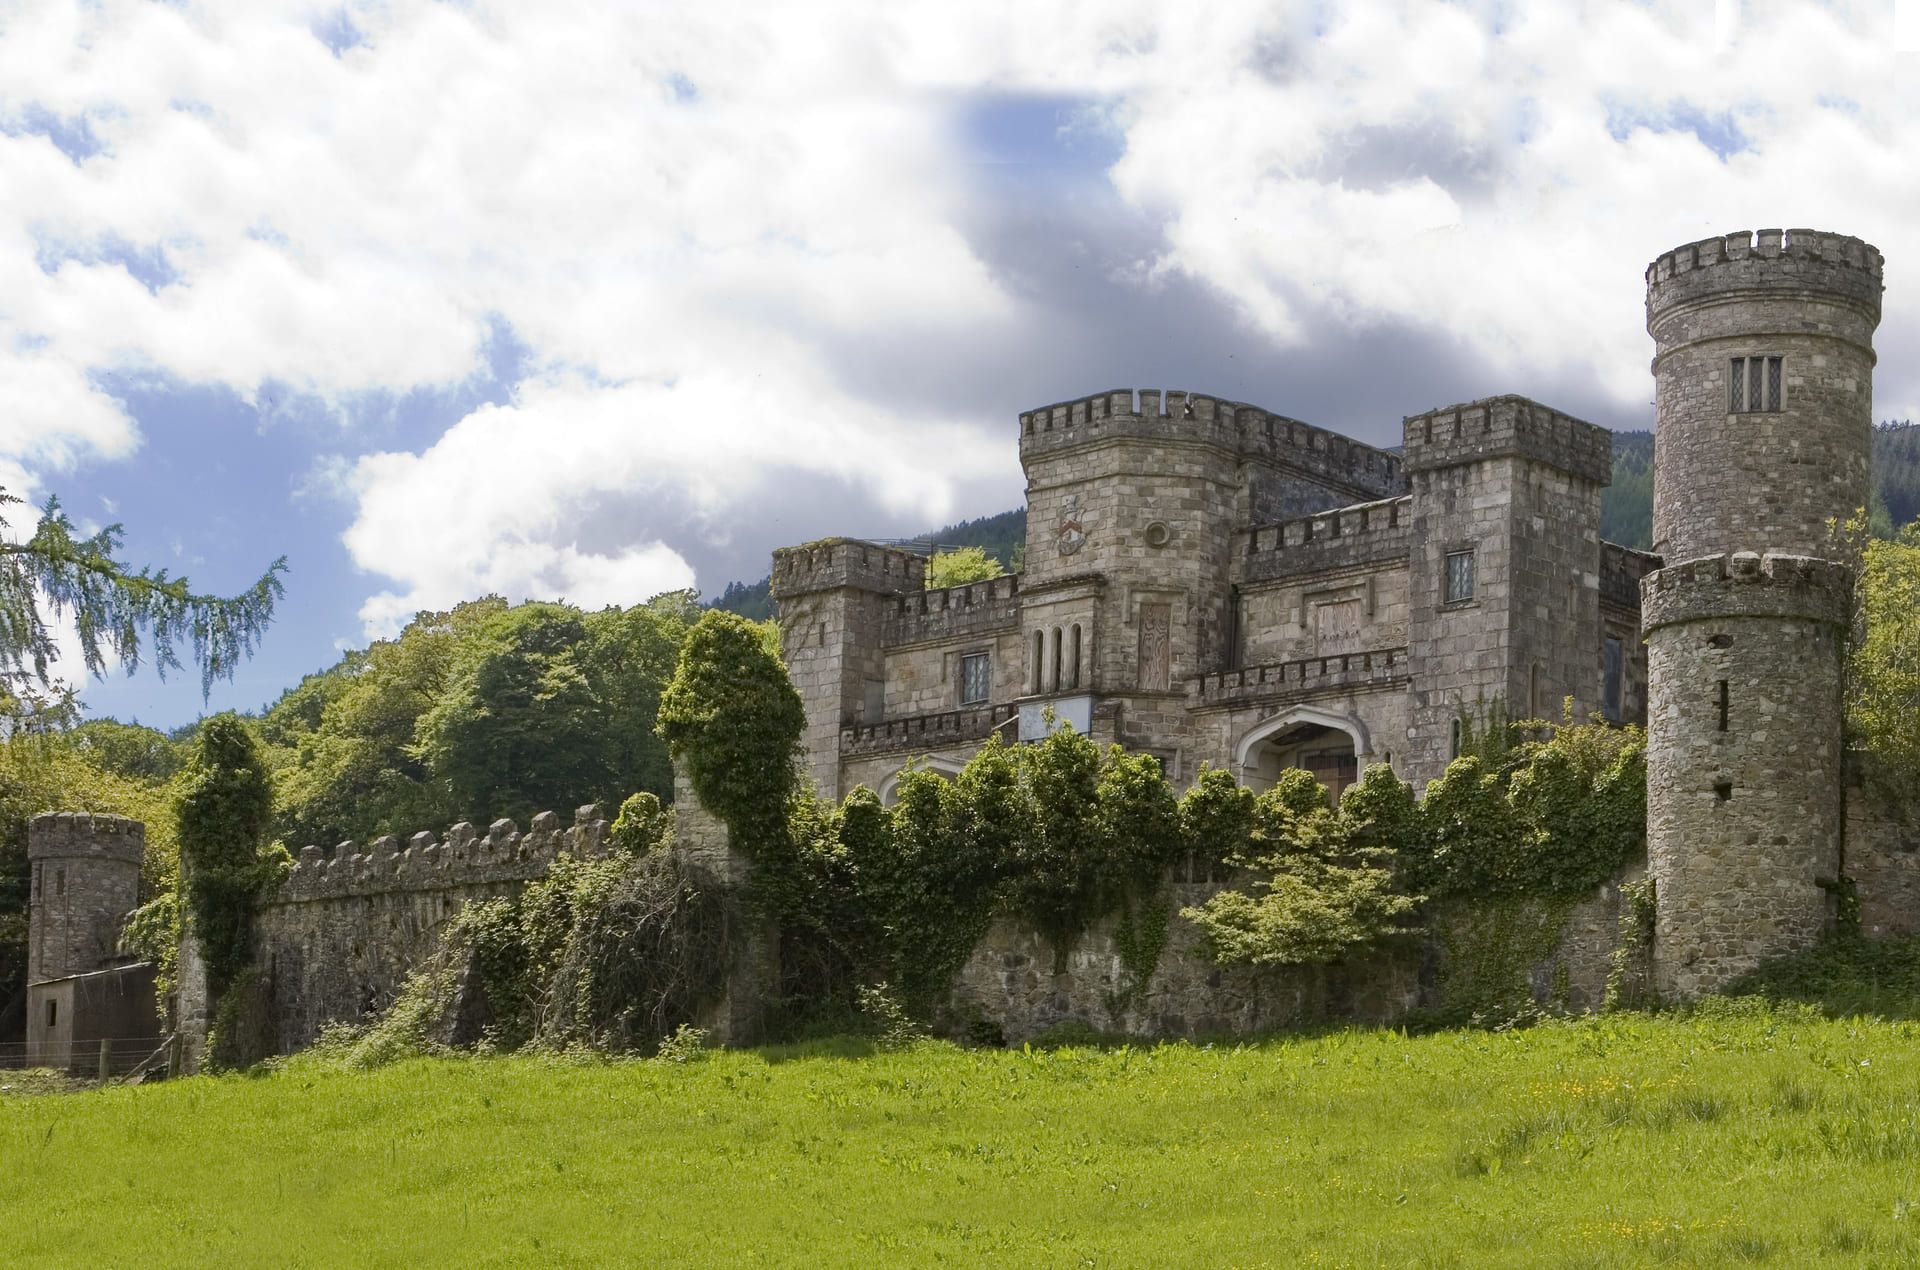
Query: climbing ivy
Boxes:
[
  {"xmin": 175, "ymin": 715, "xmax": 284, "ymax": 1009},
  {"xmin": 656, "ymin": 610, "xmax": 804, "ymax": 854}
]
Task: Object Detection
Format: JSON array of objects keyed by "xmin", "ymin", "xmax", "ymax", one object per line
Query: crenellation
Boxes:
[
  {"xmin": 1018, "ymin": 386, "xmax": 1404, "ymax": 502},
  {"xmin": 1401, "ymin": 395, "xmax": 1613, "ymax": 484},
  {"xmin": 770, "ymin": 537, "xmax": 927, "ymax": 599},
  {"xmin": 1600, "ymin": 541, "xmax": 1660, "ymax": 611},
  {"xmin": 883, "ymin": 573, "xmax": 1022, "ymax": 646},
  {"xmin": 1237, "ymin": 496, "xmax": 1413, "ymax": 582},
  {"xmin": 279, "ymin": 806, "xmax": 613, "ymax": 903}
]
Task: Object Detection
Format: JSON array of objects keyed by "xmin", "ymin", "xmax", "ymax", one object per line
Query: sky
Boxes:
[{"xmin": 2, "ymin": 0, "xmax": 1918, "ymax": 729}]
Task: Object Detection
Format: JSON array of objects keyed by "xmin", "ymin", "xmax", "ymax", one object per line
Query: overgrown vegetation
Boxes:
[
  {"xmin": 10, "ymin": 1006, "xmax": 1920, "ymax": 1266},
  {"xmin": 324, "ymin": 848, "xmax": 728, "ymax": 1066},
  {"xmin": 1187, "ymin": 707, "xmax": 1645, "ymax": 988},
  {"xmin": 1848, "ymin": 520, "xmax": 1920, "ymax": 814},
  {"xmin": 175, "ymin": 716, "xmax": 286, "ymax": 1066}
]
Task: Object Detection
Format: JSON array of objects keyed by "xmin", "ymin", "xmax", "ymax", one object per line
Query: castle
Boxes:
[
  {"xmin": 19, "ymin": 228, "xmax": 1919, "ymax": 1069},
  {"xmin": 773, "ymin": 226, "xmax": 1910, "ymax": 1000}
]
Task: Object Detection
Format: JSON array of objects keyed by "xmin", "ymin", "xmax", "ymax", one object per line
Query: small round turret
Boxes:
[{"xmin": 26, "ymin": 812, "xmax": 145, "ymax": 985}]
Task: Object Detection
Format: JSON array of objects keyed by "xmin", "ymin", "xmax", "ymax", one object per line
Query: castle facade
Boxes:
[{"xmin": 774, "ymin": 227, "xmax": 1898, "ymax": 997}]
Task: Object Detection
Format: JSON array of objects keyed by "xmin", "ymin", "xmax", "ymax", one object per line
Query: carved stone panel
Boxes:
[{"xmin": 1138, "ymin": 601, "xmax": 1172, "ymax": 691}]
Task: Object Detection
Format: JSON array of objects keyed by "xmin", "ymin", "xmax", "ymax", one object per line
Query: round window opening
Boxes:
[
  {"xmin": 1143, "ymin": 520, "xmax": 1172, "ymax": 548},
  {"xmin": 1706, "ymin": 633, "xmax": 1735, "ymax": 649}
]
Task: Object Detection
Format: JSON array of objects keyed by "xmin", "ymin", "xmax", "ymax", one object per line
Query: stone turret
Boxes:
[
  {"xmin": 27, "ymin": 812, "xmax": 145, "ymax": 987},
  {"xmin": 1642, "ymin": 228, "xmax": 1882, "ymax": 997},
  {"xmin": 771, "ymin": 538, "xmax": 926, "ymax": 797},
  {"xmin": 1399, "ymin": 395, "xmax": 1614, "ymax": 785}
]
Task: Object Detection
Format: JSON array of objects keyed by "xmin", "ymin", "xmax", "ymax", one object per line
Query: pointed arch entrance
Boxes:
[{"xmin": 1232, "ymin": 707, "xmax": 1376, "ymax": 800}]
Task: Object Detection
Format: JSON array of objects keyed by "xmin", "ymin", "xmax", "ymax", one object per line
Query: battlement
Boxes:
[
  {"xmin": 278, "ymin": 804, "xmax": 611, "ymax": 903},
  {"xmin": 770, "ymin": 538, "xmax": 927, "ymax": 600},
  {"xmin": 1237, "ymin": 496, "xmax": 1412, "ymax": 583},
  {"xmin": 1019, "ymin": 388, "xmax": 1403, "ymax": 500},
  {"xmin": 1401, "ymin": 395, "xmax": 1612, "ymax": 485},
  {"xmin": 841, "ymin": 702, "xmax": 1018, "ymax": 757},
  {"xmin": 883, "ymin": 572, "xmax": 1022, "ymax": 647},
  {"xmin": 28, "ymin": 812, "xmax": 145, "ymax": 866},
  {"xmin": 1600, "ymin": 542, "xmax": 1661, "ymax": 611},
  {"xmin": 1190, "ymin": 646, "xmax": 1408, "ymax": 709},
  {"xmin": 1646, "ymin": 228, "xmax": 1883, "ymax": 325},
  {"xmin": 1640, "ymin": 551, "xmax": 1853, "ymax": 634}
]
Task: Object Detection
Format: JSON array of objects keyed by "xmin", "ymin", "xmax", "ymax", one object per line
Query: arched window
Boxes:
[
  {"xmin": 1068, "ymin": 624, "xmax": 1083, "ymax": 689},
  {"xmin": 1029, "ymin": 630, "xmax": 1044, "ymax": 694},
  {"xmin": 1050, "ymin": 627, "xmax": 1064, "ymax": 692}
]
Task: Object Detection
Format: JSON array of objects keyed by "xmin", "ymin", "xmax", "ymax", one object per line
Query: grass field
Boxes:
[{"xmin": 5, "ymin": 1003, "xmax": 1920, "ymax": 1267}]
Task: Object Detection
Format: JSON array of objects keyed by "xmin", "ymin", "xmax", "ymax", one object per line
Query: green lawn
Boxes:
[{"xmin": 5, "ymin": 1005, "xmax": 1919, "ymax": 1267}]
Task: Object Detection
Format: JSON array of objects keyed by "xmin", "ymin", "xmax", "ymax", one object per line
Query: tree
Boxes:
[
  {"xmin": 415, "ymin": 603, "xmax": 606, "ymax": 823},
  {"xmin": 1184, "ymin": 765, "xmax": 1421, "ymax": 967},
  {"xmin": 176, "ymin": 714, "xmax": 279, "ymax": 1004},
  {"xmin": 1851, "ymin": 522, "xmax": 1920, "ymax": 808},
  {"xmin": 0, "ymin": 490, "xmax": 285, "ymax": 727},
  {"xmin": 925, "ymin": 546, "xmax": 1004, "ymax": 589},
  {"xmin": 656, "ymin": 610, "xmax": 804, "ymax": 852}
]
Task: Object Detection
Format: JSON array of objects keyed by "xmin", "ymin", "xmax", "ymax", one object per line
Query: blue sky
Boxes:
[{"xmin": 3, "ymin": 1, "xmax": 1918, "ymax": 730}]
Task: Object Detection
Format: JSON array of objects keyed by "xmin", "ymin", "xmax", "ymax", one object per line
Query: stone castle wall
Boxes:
[
  {"xmin": 952, "ymin": 870, "xmax": 1637, "ymax": 1042},
  {"xmin": 254, "ymin": 806, "xmax": 612, "ymax": 1054}
]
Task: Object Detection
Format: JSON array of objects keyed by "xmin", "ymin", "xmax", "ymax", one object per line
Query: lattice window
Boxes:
[
  {"xmin": 1444, "ymin": 549, "xmax": 1476, "ymax": 604},
  {"xmin": 1729, "ymin": 356, "xmax": 1784, "ymax": 412},
  {"xmin": 958, "ymin": 652, "xmax": 990, "ymax": 705}
]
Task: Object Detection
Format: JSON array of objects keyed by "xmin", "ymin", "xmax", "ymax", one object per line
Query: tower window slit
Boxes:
[{"xmin": 1717, "ymin": 679, "xmax": 1729, "ymax": 732}]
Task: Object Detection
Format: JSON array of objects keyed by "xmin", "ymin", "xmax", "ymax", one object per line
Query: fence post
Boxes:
[
  {"xmin": 97, "ymin": 1037, "xmax": 111, "ymax": 1083},
  {"xmin": 167, "ymin": 1033, "xmax": 183, "ymax": 1079}
]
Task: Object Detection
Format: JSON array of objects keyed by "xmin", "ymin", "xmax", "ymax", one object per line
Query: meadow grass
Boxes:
[{"xmin": 4, "ymin": 1001, "xmax": 1920, "ymax": 1267}]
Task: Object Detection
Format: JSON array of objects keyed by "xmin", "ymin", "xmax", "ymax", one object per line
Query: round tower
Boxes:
[
  {"xmin": 26, "ymin": 812, "xmax": 145, "ymax": 986},
  {"xmin": 1641, "ymin": 229, "xmax": 1882, "ymax": 998},
  {"xmin": 1647, "ymin": 229, "xmax": 1882, "ymax": 560}
]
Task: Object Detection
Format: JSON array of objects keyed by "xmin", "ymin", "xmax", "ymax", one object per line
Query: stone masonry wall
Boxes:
[
  {"xmin": 1641, "ymin": 552, "xmax": 1852, "ymax": 997},
  {"xmin": 255, "ymin": 806, "xmax": 611, "ymax": 1054},
  {"xmin": 952, "ymin": 871, "xmax": 1634, "ymax": 1042}
]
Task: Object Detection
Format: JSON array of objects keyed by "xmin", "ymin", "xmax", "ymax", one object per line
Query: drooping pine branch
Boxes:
[{"xmin": 0, "ymin": 489, "xmax": 287, "ymax": 699}]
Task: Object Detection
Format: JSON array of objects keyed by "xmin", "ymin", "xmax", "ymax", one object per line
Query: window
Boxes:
[
  {"xmin": 1449, "ymin": 718, "xmax": 1463, "ymax": 759},
  {"xmin": 1444, "ymin": 549, "xmax": 1476, "ymax": 604},
  {"xmin": 55, "ymin": 867, "xmax": 65, "ymax": 897},
  {"xmin": 958, "ymin": 652, "xmax": 990, "ymax": 705},
  {"xmin": 45, "ymin": 999, "xmax": 56, "ymax": 1029},
  {"xmin": 1717, "ymin": 679, "xmax": 1730, "ymax": 732},
  {"xmin": 1603, "ymin": 637, "xmax": 1623, "ymax": 723},
  {"xmin": 1729, "ymin": 356, "xmax": 1783, "ymax": 412}
]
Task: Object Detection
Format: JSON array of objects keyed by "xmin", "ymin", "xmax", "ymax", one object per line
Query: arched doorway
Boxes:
[
  {"xmin": 875, "ymin": 758, "xmax": 966, "ymax": 807},
  {"xmin": 1233, "ymin": 708, "xmax": 1374, "ymax": 800}
]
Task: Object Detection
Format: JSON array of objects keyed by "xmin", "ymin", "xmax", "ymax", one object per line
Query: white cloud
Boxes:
[{"xmin": 4, "ymin": 0, "xmax": 1919, "ymax": 639}]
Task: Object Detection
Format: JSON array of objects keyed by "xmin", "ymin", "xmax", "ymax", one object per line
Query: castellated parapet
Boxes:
[
  {"xmin": 254, "ymin": 805, "xmax": 609, "ymax": 1055},
  {"xmin": 1401, "ymin": 395, "xmax": 1613, "ymax": 484},
  {"xmin": 1647, "ymin": 228, "xmax": 1883, "ymax": 562},
  {"xmin": 279, "ymin": 805, "xmax": 612, "ymax": 902},
  {"xmin": 27, "ymin": 812, "xmax": 145, "ymax": 987},
  {"xmin": 1018, "ymin": 387, "xmax": 1404, "ymax": 503},
  {"xmin": 771, "ymin": 538, "xmax": 926, "ymax": 599}
]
